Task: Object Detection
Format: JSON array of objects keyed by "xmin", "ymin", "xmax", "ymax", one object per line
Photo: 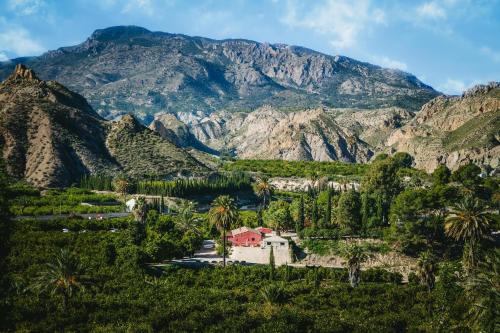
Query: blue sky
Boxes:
[{"xmin": 0, "ymin": 0, "xmax": 499, "ymax": 94}]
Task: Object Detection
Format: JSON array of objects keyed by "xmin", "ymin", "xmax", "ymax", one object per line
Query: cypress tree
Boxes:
[
  {"xmin": 312, "ymin": 199, "xmax": 318, "ymax": 229},
  {"xmin": 325, "ymin": 190, "xmax": 332, "ymax": 227},
  {"xmin": 298, "ymin": 195, "xmax": 305, "ymax": 232},
  {"xmin": 269, "ymin": 246, "xmax": 275, "ymax": 281}
]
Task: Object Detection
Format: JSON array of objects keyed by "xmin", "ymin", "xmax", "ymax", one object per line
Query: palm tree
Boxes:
[
  {"xmin": 260, "ymin": 283, "xmax": 286, "ymax": 305},
  {"xmin": 253, "ymin": 177, "xmax": 273, "ymax": 208},
  {"xmin": 341, "ymin": 243, "xmax": 369, "ymax": 288},
  {"xmin": 465, "ymin": 250, "xmax": 499, "ymax": 333},
  {"xmin": 31, "ymin": 249, "xmax": 85, "ymax": 312},
  {"xmin": 175, "ymin": 200, "xmax": 201, "ymax": 235},
  {"xmin": 133, "ymin": 196, "xmax": 148, "ymax": 224},
  {"xmin": 445, "ymin": 196, "xmax": 492, "ymax": 273},
  {"xmin": 209, "ymin": 195, "xmax": 239, "ymax": 267},
  {"xmin": 416, "ymin": 251, "xmax": 437, "ymax": 292}
]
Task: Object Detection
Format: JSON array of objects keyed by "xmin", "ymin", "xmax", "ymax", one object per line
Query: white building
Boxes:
[
  {"xmin": 125, "ymin": 198, "xmax": 136, "ymax": 212},
  {"xmin": 261, "ymin": 235, "xmax": 289, "ymax": 250}
]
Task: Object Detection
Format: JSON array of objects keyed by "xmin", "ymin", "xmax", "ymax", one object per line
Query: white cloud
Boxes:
[
  {"xmin": 371, "ymin": 56, "xmax": 408, "ymax": 71},
  {"xmin": 8, "ymin": 0, "xmax": 45, "ymax": 15},
  {"xmin": 437, "ymin": 78, "xmax": 487, "ymax": 95},
  {"xmin": 480, "ymin": 46, "xmax": 500, "ymax": 63},
  {"xmin": 438, "ymin": 79, "xmax": 465, "ymax": 94},
  {"xmin": 121, "ymin": 0, "xmax": 154, "ymax": 16},
  {"xmin": 417, "ymin": 2, "xmax": 447, "ymax": 19},
  {"xmin": 281, "ymin": 0, "xmax": 385, "ymax": 51},
  {"xmin": 0, "ymin": 51, "xmax": 9, "ymax": 62},
  {"xmin": 0, "ymin": 26, "xmax": 45, "ymax": 56}
]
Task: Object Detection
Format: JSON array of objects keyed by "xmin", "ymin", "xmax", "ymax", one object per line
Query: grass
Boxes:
[{"xmin": 442, "ymin": 111, "xmax": 499, "ymax": 152}]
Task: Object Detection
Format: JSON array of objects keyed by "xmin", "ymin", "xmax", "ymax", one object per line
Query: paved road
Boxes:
[{"xmin": 14, "ymin": 212, "xmax": 130, "ymax": 221}]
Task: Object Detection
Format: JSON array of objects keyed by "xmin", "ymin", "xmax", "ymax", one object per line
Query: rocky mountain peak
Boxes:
[
  {"xmin": 89, "ymin": 25, "xmax": 152, "ymax": 42},
  {"xmin": 462, "ymin": 81, "xmax": 500, "ymax": 98},
  {"xmin": 113, "ymin": 114, "xmax": 144, "ymax": 133},
  {"xmin": 8, "ymin": 64, "xmax": 39, "ymax": 82},
  {"xmin": 0, "ymin": 26, "xmax": 440, "ymax": 120}
]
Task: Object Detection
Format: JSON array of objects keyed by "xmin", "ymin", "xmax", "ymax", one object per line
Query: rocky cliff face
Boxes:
[
  {"xmin": 0, "ymin": 65, "xmax": 207, "ymax": 187},
  {"xmin": 385, "ymin": 82, "xmax": 500, "ymax": 171},
  {"xmin": 150, "ymin": 106, "xmax": 415, "ymax": 163},
  {"xmin": 0, "ymin": 26, "xmax": 439, "ymax": 123}
]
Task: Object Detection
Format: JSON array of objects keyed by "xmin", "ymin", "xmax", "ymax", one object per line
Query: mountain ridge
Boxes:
[
  {"xmin": 0, "ymin": 25, "xmax": 439, "ymax": 123},
  {"xmin": 0, "ymin": 64, "xmax": 208, "ymax": 187}
]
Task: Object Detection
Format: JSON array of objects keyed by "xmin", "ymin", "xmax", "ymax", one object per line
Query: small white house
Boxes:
[
  {"xmin": 126, "ymin": 198, "xmax": 136, "ymax": 212},
  {"xmin": 261, "ymin": 235, "xmax": 289, "ymax": 250}
]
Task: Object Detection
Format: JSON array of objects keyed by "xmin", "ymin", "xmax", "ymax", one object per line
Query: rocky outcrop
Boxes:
[
  {"xmin": 385, "ymin": 82, "xmax": 500, "ymax": 171},
  {"xmin": 0, "ymin": 26, "xmax": 439, "ymax": 122},
  {"xmin": 0, "ymin": 66, "xmax": 208, "ymax": 187},
  {"xmin": 152, "ymin": 106, "xmax": 378, "ymax": 162}
]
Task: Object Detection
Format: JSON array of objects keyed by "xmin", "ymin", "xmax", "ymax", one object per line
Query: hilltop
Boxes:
[
  {"xmin": 385, "ymin": 82, "xmax": 500, "ymax": 171},
  {"xmin": 0, "ymin": 65, "xmax": 208, "ymax": 187}
]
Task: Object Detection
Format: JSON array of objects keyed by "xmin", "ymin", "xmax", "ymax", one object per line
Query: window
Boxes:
[
  {"xmin": 251, "ymin": 238, "xmax": 255, "ymax": 241},
  {"xmin": 280, "ymin": 242, "xmax": 285, "ymax": 246},
  {"xmin": 267, "ymin": 242, "xmax": 271, "ymax": 245}
]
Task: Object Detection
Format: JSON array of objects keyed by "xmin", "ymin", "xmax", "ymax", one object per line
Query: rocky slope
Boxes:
[
  {"xmin": 0, "ymin": 26, "xmax": 439, "ymax": 123},
  {"xmin": 0, "ymin": 65, "xmax": 207, "ymax": 187},
  {"xmin": 385, "ymin": 82, "xmax": 500, "ymax": 171},
  {"xmin": 150, "ymin": 106, "xmax": 413, "ymax": 162}
]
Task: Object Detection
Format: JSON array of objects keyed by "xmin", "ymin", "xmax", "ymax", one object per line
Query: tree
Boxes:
[
  {"xmin": 113, "ymin": 175, "xmax": 130, "ymax": 198},
  {"xmin": 336, "ymin": 190, "xmax": 362, "ymax": 233},
  {"xmin": 451, "ymin": 163, "xmax": 481, "ymax": 188},
  {"xmin": 324, "ymin": 190, "xmax": 332, "ymax": 227},
  {"xmin": 264, "ymin": 200, "xmax": 291, "ymax": 234},
  {"xmin": 31, "ymin": 249, "xmax": 85, "ymax": 312},
  {"xmin": 133, "ymin": 196, "xmax": 148, "ymax": 224},
  {"xmin": 392, "ymin": 152, "xmax": 414, "ymax": 169},
  {"xmin": 295, "ymin": 195, "xmax": 305, "ymax": 234},
  {"xmin": 341, "ymin": 243, "xmax": 368, "ymax": 288},
  {"xmin": 253, "ymin": 177, "xmax": 273, "ymax": 208},
  {"xmin": 432, "ymin": 164, "xmax": 451, "ymax": 185},
  {"xmin": 174, "ymin": 200, "xmax": 201, "ymax": 235},
  {"xmin": 0, "ymin": 160, "xmax": 11, "ymax": 307},
  {"xmin": 260, "ymin": 283, "xmax": 285, "ymax": 306},
  {"xmin": 416, "ymin": 251, "xmax": 437, "ymax": 292},
  {"xmin": 465, "ymin": 250, "xmax": 499, "ymax": 333},
  {"xmin": 361, "ymin": 158, "xmax": 402, "ymax": 225},
  {"xmin": 311, "ymin": 199, "xmax": 318, "ymax": 229},
  {"xmin": 209, "ymin": 195, "xmax": 239, "ymax": 267},
  {"xmin": 269, "ymin": 246, "xmax": 275, "ymax": 280},
  {"xmin": 445, "ymin": 195, "xmax": 493, "ymax": 274}
]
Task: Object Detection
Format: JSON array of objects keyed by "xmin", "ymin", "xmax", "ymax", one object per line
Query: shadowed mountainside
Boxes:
[{"xmin": 0, "ymin": 65, "xmax": 208, "ymax": 187}]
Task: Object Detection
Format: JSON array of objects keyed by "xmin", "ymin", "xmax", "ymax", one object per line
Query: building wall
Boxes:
[
  {"xmin": 228, "ymin": 231, "xmax": 262, "ymax": 247},
  {"xmin": 229, "ymin": 245, "xmax": 291, "ymax": 266}
]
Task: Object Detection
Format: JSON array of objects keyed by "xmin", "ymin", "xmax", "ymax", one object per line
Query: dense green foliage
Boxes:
[
  {"xmin": 1, "ymin": 215, "xmax": 474, "ymax": 332},
  {"xmin": 222, "ymin": 159, "xmax": 367, "ymax": 180},
  {"xmin": 8, "ymin": 186, "xmax": 123, "ymax": 216},
  {"xmin": 1, "ymin": 155, "xmax": 498, "ymax": 332},
  {"xmin": 80, "ymin": 172, "xmax": 253, "ymax": 198}
]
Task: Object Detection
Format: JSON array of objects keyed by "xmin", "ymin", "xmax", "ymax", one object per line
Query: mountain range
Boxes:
[
  {"xmin": 0, "ymin": 26, "xmax": 438, "ymax": 123},
  {"xmin": 0, "ymin": 26, "xmax": 498, "ymax": 185}
]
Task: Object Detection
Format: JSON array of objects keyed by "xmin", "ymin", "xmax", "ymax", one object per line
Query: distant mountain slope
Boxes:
[
  {"xmin": 0, "ymin": 65, "xmax": 207, "ymax": 187},
  {"xmin": 385, "ymin": 82, "xmax": 500, "ymax": 171},
  {"xmin": 0, "ymin": 26, "xmax": 439, "ymax": 123},
  {"xmin": 150, "ymin": 106, "xmax": 413, "ymax": 163}
]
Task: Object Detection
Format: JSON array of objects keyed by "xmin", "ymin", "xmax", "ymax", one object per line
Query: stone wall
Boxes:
[{"xmin": 229, "ymin": 246, "xmax": 291, "ymax": 266}]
